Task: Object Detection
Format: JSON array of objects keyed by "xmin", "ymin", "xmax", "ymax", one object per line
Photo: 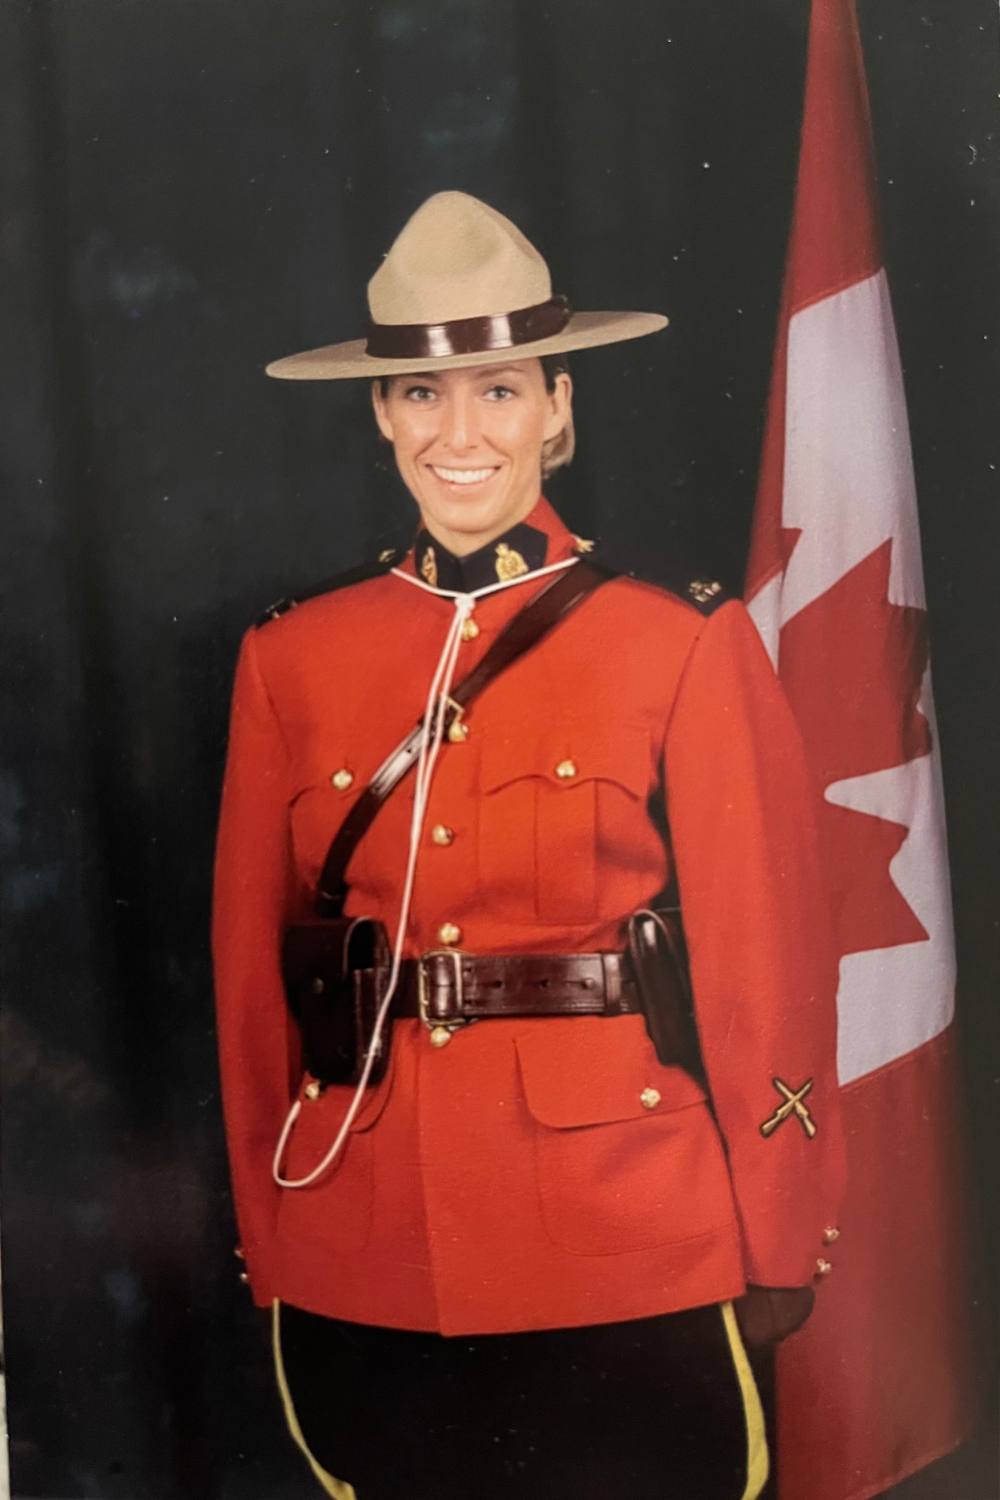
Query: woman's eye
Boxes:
[
  {"xmin": 404, "ymin": 385, "xmax": 436, "ymax": 402},
  {"xmin": 484, "ymin": 385, "xmax": 515, "ymax": 401}
]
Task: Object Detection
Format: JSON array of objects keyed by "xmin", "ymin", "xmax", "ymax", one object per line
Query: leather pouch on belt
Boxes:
[
  {"xmin": 626, "ymin": 906, "xmax": 706, "ymax": 1086},
  {"xmin": 281, "ymin": 916, "xmax": 391, "ymax": 1086}
]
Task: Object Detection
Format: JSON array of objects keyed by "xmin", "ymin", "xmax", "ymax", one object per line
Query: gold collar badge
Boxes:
[
  {"xmin": 688, "ymin": 578, "xmax": 723, "ymax": 605},
  {"xmin": 494, "ymin": 542, "xmax": 529, "ymax": 581},
  {"xmin": 760, "ymin": 1077, "xmax": 817, "ymax": 1140},
  {"xmin": 420, "ymin": 546, "xmax": 438, "ymax": 588}
]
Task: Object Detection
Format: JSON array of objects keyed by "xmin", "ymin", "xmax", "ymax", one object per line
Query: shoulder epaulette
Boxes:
[
  {"xmin": 255, "ymin": 541, "xmax": 407, "ymax": 627},
  {"xmin": 579, "ymin": 536, "xmax": 731, "ymax": 617}
]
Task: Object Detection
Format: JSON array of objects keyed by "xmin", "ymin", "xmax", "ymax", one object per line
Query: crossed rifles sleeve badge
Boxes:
[{"xmin": 760, "ymin": 1078, "xmax": 818, "ymax": 1140}]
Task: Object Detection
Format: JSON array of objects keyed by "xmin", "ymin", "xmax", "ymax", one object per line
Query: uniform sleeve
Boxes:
[
  {"xmin": 212, "ymin": 627, "xmax": 302, "ymax": 1306},
  {"xmin": 663, "ymin": 599, "xmax": 847, "ymax": 1288}
]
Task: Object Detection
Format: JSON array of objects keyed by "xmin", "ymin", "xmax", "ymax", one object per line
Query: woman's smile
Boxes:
[{"xmin": 427, "ymin": 462, "xmax": 502, "ymax": 489}]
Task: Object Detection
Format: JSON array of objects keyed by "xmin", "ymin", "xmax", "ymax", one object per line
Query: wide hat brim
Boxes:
[{"xmin": 265, "ymin": 309, "xmax": 668, "ymax": 380}]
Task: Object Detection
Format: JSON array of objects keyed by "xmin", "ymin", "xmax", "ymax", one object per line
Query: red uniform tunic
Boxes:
[{"xmin": 212, "ymin": 496, "xmax": 845, "ymax": 1335}]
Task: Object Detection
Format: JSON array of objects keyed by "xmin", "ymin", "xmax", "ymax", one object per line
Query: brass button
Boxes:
[
  {"xmin": 310, "ymin": 976, "xmax": 325, "ymax": 994},
  {"xmin": 448, "ymin": 719, "xmax": 470, "ymax": 744},
  {"xmin": 461, "ymin": 617, "xmax": 480, "ymax": 641},
  {"xmin": 304, "ymin": 1080, "xmax": 323, "ymax": 1101},
  {"xmin": 431, "ymin": 824, "xmax": 455, "ymax": 847},
  {"xmin": 815, "ymin": 1257, "xmax": 833, "ymax": 1277},
  {"xmin": 238, "ymin": 1271, "xmax": 250, "ymax": 1284},
  {"xmin": 639, "ymin": 1087, "xmax": 662, "ymax": 1110},
  {"xmin": 429, "ymin": 1026, "xmax": 452, "ymax": 1049},
  {"xmin": 331, "ymin": 768, "xmax": 354, "ymax": 791},
  {"xmin": 555, "ymin": 758, "xmax": 577, "ymax": 780},
  {"xmin": 437, "ymin": 922, "xmax": 462, "ymax": 946},
  {"xmin": 234, "ymin": 1246, "xmax": 245, "ymax": 1261},
  {"xmin": 822, "ymin": 1225, "xmax": 841, "ymax": 1244}
]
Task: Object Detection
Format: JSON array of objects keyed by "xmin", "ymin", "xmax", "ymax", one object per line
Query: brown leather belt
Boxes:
[{"xmin": 391, "ymin": 950, "xmax": 641, "ymax": 1028}]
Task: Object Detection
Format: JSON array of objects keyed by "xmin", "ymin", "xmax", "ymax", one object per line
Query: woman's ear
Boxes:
[
  {"xmin": 542, "ymin": 370, "xmax": 573, "ymax": 442},
  {"xmin": 371, "ymin": 380, "xmax": 395, "ymax": 444}
]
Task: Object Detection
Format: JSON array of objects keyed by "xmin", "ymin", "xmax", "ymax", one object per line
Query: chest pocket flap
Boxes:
[
  {"xmin": 479, "ymin": 725, "xmax": 653, "ymax": 797},
  {"xmin": 287, "ymin": 748, "xmax": 375, "ymax": 890},
  {"xmin": 478, "ymin": 727, "xmax": 657, "ymax": 926}
]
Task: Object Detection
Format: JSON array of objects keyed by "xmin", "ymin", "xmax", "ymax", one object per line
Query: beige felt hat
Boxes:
[{"xmin": 265, "ymin": 190, "xmax": 668, "ymax": 380}]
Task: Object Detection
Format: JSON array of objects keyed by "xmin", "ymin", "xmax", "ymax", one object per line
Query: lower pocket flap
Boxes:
[
  {"xmin": 514, "ymin": 1015, "xmax": 708, "ymax": 1128},
  {"xmin": 296, "ymin": 1045, "xmax": 396, "ymax": 1134}
]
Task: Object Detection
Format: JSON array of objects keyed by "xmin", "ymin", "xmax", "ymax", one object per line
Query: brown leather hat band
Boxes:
[{"xmin": 365, "ymin": 293, "xmax": 572, "ymax": 360}]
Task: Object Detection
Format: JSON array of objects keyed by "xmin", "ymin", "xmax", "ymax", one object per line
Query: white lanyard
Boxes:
[{"xmin": 273, "ymin": 554, "xmax": 579, "ymax": 1187}]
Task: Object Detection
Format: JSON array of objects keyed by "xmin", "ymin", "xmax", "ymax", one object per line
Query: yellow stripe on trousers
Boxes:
[
  {"xmin": 272, "ymin": 1300, "xmax": 358, "ymax": 1500},
  {"xmin": 721, "ymin": 1299, "xmax": 771, "ymax": 1500},
  {"xmin": 273, "ymin": 1297, "xmax": 769, "ymax": 1500}
]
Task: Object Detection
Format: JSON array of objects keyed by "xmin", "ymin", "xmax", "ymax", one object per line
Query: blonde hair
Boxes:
[
  {"xmin": 541, "ymin": 408, "xmax": 575, "ymax": 477},
  {"xmin": 539, "ymin": 354, "xmax": 574, "ymax": 477}
]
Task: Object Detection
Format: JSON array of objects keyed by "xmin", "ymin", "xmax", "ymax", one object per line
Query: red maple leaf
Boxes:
[{"xmin": 778, "ymin": 540, "xmax": 930, "ymax": 956}]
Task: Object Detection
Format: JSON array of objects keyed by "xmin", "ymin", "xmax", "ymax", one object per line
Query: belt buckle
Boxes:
[{"xmin": 418, "ymin": 949, "xmax": 469, "ymax": 1042}]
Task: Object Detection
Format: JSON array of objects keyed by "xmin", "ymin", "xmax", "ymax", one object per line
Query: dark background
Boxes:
[{"xmin": 2, "ymin": 1, "xmax": 997, "ymax": 1496}]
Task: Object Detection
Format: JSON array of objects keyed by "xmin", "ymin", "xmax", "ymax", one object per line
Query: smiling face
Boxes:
[{"xmin": 371, "ymin": 358, "xmax": 572, "ymax": 556}]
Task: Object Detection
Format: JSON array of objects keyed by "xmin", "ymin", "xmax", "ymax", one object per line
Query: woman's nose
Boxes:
[{"xmin": 442, "ymin": 390, "xmax": 479, "ymax": 451}]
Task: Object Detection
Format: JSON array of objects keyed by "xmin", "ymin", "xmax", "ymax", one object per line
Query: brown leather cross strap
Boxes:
[
  {"xmin": 315, "ymin": 559, "xmax": 614, "ymax": 916},
  {"xmin": 394, "ymin": 951, "xmax": 641, "ymax": 1025}
]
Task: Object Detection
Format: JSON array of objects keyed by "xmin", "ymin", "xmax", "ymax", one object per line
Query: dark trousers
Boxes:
[{"xmin": 275, "ymin": 1300, "xmax": 775, "ymax": 1500}]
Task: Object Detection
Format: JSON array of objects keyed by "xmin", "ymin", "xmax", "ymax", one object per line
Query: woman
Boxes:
[{"xmin": 212, "ymin": 190, "xmax": 845, "ymax": 1500}]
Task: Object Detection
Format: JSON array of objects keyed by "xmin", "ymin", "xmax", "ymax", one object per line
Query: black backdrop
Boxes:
[{"xmin": 2, "ymin": 2, "xmax": 997, "ymax": 1497}]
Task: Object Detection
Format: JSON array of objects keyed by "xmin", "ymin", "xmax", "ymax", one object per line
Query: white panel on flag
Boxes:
[
  {"xmin": 780, "ymin": 270, "xmax": 926, "ymax": 628},
  {"xmin": 830, "ymin": 681, "xmax": 956, "ymax": 1082}
]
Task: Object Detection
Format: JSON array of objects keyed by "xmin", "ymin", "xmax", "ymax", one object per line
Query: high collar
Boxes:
[{"xmin": 407, "ymin": 495, "xmax": 583, "ymax": 592}]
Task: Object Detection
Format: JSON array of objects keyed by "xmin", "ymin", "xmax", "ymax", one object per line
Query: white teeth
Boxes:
[{"xmin": 431, "ymin": 466, "xmax": 497, "ymax": 485}]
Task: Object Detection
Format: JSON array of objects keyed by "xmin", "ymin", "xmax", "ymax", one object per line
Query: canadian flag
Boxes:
[{"xmin": 745, "ymin": 1, "xmax": 980, "ymax": 1496}]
